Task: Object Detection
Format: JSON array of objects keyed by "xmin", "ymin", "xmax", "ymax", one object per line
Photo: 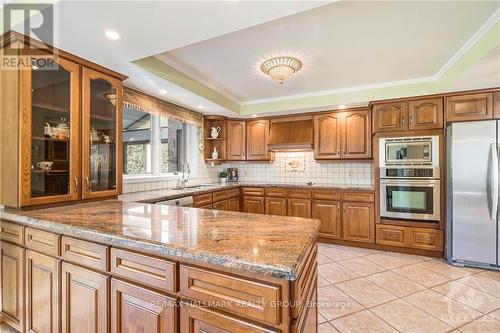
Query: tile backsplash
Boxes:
[{"xmin": 223, "ymin": 151, "xmax": 374, "ymax": 186}]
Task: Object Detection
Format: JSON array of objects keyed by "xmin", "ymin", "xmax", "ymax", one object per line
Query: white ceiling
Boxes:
[{"xmin": 158, "ymin": 1, "xmax": 500, "ymax": 103}]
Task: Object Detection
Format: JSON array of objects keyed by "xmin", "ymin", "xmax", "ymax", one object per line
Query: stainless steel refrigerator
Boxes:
[{"xmin": 447, "ymin": 120, "xmax": 500, "ymax": 269}]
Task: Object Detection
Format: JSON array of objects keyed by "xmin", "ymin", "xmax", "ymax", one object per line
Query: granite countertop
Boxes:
[
  {"xmin": 119, "ymin": 181, "xmax": 375, "ymax": 203},
  {"xmin": 1, "ymin": 200, "xmax": 320, "ymax": 280}
]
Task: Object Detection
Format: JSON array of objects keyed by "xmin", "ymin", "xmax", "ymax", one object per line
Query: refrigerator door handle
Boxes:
[{"xmin": 488, "ymin": 143, "xmax": 499, "ymax": 221}]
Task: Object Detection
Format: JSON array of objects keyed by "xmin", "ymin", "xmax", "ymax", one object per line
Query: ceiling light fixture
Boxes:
[
  {"xmin": 261, "ymin": 56, "xmax": 302, "ymax": 84},
  {"xmin": 197, "ymin": 105, "xmax": 204, "ymax": 109},
  {"xmin": 159, "ymin": 89, "xmax": 167, "ymax": 94},
  {"xmin": 252, "ymin": 114, "xmax": 258, "ymax": 118},
  {"xmin": 338, "ymin": 105, "xmax": 346, "ymax": 109},
  {"xmin": 105, "ymin": 30, "xmax": 122, "ymax": 40}
]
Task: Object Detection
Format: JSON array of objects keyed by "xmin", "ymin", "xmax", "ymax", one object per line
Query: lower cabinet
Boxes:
[
  {"xmin": 265, "ymin": 197, "xmax": 287, "ymax": 216},
  {"xmin": 212, "ymin": 199, "xmax": 228, "ymax": 211},
  {"xmin": 342, "ymin": 202, "xmax": 375, "ymax": 243},
  {"xmin": 375, "ymin": 225, "xmax": 443, "ymax": 251},
  {"xmin": 288, "ymin": 198, "xmax": 311, "ymax": 218},
  {"xmin": 111, "ymin": 278, "xmax": 177, "ymax": 333},
  {"xmin": 243, "ymin": 196, "xmax": 265, "ymax": 214},
  {"xmin": 0, "ymin": 242, "xmax": 24, "ymax": 332},
  {"xmin": 26, "ymin": 250, "xmax": 61, "ymax": 333},
  {"xmin": 62, "ymin": 262, "xmax": 108, "ymax": 333},
  {"xmin": 312, "ymin": 200, "xmax": 342, "ymax": 239},
  {"xmin": 226, "ymin": 197, "xmax": 240, "ymax": 212}
]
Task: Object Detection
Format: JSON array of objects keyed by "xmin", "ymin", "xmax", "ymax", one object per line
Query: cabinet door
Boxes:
[
  {"xmin": 82, "ymin": 68, "xmax": 123, "ymax": 199},
  {"xmin": 342, "ymin": 110, "xmax": 371, "ymax": 159},
  {"xmin": 372, "ymin": 101, "xmax": 407, "ymax": 133},
  {"xmin": 26, "ymin": 250, "xmax": 60, "ymax": 333},
  {"xmin": 226, "ymin": 121, "xmax": 246, "ymax": 160},
  {"xmin": 0, "ymin": 242, "xmax": 24, "ymax": 332},
  {"xmin": 312, "ymin": 200, "xmax": 342, "ymax": 239},
  {"xmin": 246, "ymin": 120, "xmax": 271, "ymax": 160},
  {"xmin": 342, "ymin": 202, "xmax": 374, "ymax": 243},
  {"xmin": 446, "ymin": 93, "xmax": 493, "ymax": 122},
  {"xmin": 226, "ymin": 197, "xmax": 240, "ymax": 212},
  {"xmin": 314, "ymin": 113, "xmax": 341, "ymax": 160},
  {"xmin": 408, "ymin": 98, "xmax": 443, "ymax": 130},
  {"xmin": 20, "ymin": 56, "xmax": 81, "ymax": 206},
  {"xmin": 242, "ymin": 196, "xmax": 265, "ymax": 214},
  {"xmin": 212, "ymin": 199, "xmax": 228, "ymax": 211},
  {"xmin": 62, "ymin": 262, "xmax": 108, "ymax": 333},
  {"xmin": 288, "ymin": 198, "xmax": 311, "ymax": 218},
  {"xmin": 111, "ymin": 278, "xmax": 177, "ymax": 333},
  {"xmin": 494, "ymin": 92, "xmax": 500, "ymax": 119},
  {"xmin": 265, "ymin": 197, "xmax": 287, "ymax": 216}
]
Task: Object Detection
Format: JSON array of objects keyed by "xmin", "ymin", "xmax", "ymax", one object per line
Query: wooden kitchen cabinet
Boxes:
[
  {"xmin": 314, "ymin": 113, "xmax": 342, "ymax": 159},
  {"xmin": 288, "ymin": 198, "xmax": 311, "ymax": 218},
  {"xmin": 265, "ymin": 197, "xmax": 287, "ymax": 216},
  {"xmin": 25, "ymin": 250, "xmax": 61, "ymax": 333},
  {"xmin": 243, "ymin": 196, "xmax": 265, "ymax": 214},
  {"xmin": 312, "ymin": 200, "xmax": 342, "ymax": 239},
  {"xmin": 246, "ymin": 120, "xmax": 271, "ymax": 161},
  {"xmin": 494, "ymin": 92, "xmax": 500, "ymax": 119},
  {"xmin": 343, "ymin": 110, "xmax": 371, "ymax": 158},
  {"xmin": 62, "ymin": 262, "xmax": 109, "ymax": 333},
  {"xmin": 226, "ymin": 197, "xmax": 240, "ymax": 212},
  {"xmin": 342, "ymin": 202, "xmax": 374, "ymax": 243},
  {"xmin": 226, "ymin": 120, "xmax": 246, "ymax": 160},
  {"xmin": 408, "ymin": 98, "xmax": 443, "ymax": 130},
  {"xmin": 212, "ymin": 199, "xmax": 228, "ymax": 211},
  {"xmin": 446, "ymin": 92, "xmax": 493, "ymax": 122},
  {"xmin": 372, "ymin": 101, "xmax": 408, "ymax": 133},
  {"xmin": 0, "ymin": 242, "xmax": 25, "ymax": 332}
]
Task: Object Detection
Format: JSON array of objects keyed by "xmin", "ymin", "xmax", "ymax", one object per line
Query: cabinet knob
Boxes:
[
  {"xmin": 402, "ymin": 118, "xmax": 406, "ymax": 126},
  {"xmin": 85, "ymin": 177, "xmax": 90, "ymax": 192},
  {"xmin": 74, "ymin": 177, "xmax": 78, "ymax": 193},
  {"xmin": 337, "ymin": 148, "xmax": 340, "ymax": 155}
]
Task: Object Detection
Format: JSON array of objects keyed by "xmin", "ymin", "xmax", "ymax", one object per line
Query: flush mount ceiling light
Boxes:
[
  {"xmin": 260, "ymin": 56, "xmax": 302, "ymax": 84},
  {"xmin": 104, "ymin": 93, "xmax": 116, "ymax": 106},
  {"xmin": 105, "ymin": 30, "xmax": 122, "ymax": 40}
]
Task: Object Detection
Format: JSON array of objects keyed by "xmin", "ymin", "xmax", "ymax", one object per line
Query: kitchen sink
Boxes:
[{"xmin": 175, "ymin": 184, "xmax": 222, "ymax": 190}]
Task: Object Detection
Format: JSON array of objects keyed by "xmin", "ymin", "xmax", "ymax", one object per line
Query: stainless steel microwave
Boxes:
[{"xmin": 379, "ymin": 136, "xmax": 439, "ymax": 167}]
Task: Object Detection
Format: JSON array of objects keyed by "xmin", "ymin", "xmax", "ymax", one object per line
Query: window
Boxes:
[{"xmin": 123, "ymin": 108, "xmax": 152, "ymax": 174}]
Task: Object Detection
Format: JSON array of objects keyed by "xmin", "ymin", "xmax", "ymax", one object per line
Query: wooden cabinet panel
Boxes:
[
  {"xmin": 341, "ymin": 191, "xmax": 374, "ymax": 203},
  {"xmin": 312, "ymin": 190, "xmax": 341, "ymax": 201},
  {"xmin": 226, "ymin": 197, "xmax": 240, "ymax": 212},
  {"xmin": 212, "ymin": 199, "xmax": 228, "ymax": 211},
  {"xmin": 25, "ymin": 227, "xmax": 60, "ymax": 257},
  {"xmin": 408, "ymin": 228, "xmax": 443, "ymax": 251},
  {"xmin": 227, "ymin": 120, "xmax": 246, "ymax": 160},
  {"xmin": 246, "ymin": 120, "xmax": 271, "ymax": 160},
  {"xmin": 291, "ymin": 247, "xmax": 317, "ymax": 319},
  {"xmin": 62, "ymin": 262, "xmax": 108, "ymax": 333},
  {"xmin": 242, "ymin": 196, "xmax": 265, "ymax": 214},
  {"xmin": 265, "ymin": 197, "xmax": 287, "ymax": 216},
  {"xmin": 373, "ymin": 101, "xmax": 408, "ymax": 132},
  {"xmin": 446, "ymin": 93, "xmax": 493, "ymax": 122},
  {"xmin": 376, "ymin": 225, "xmax": 406, "ymax": 247},
  {"xmin": 312, "ymin": 200, "xmax": 342, "ymax": 239},
  {"xmin": 494, "ymin": 92, "xmax": 500, "ymax": 119},
  {"xmin": 180, "ymin": 265, "xmax": 282, "ymax": 325},
  {"xmin": 198, "ymin": 204, "xmax": 213, "ymax": 209},
  {"xmin": 110, "ymin": 248, "xmax": 177, "ymax": 293},
  {"xmin": 343, "ymin": 110, "xmax": 371, "ymax": 159},
  {"xmin": 0, "ymin": 242, "xmax": 24, "ymax": 332},
  {"xmin": 242, "ymin": 187, "xmax": 265, "ymax": 196},
  {"xmin": 212, "ymin": 190, "xmax": 227, "ymax": 203},
  {"xmin": 287, "ymin": 188, "xmax": 311, "ymax": 199},
  {"xmin": 226, "ymin": 188, "xmax": 240, "ymax": 198},
  {"xmin": 62, "ymin": 236, "xmax": 109, "ymax": 271},
  {"xmin": 288, "ymin": 198, "xmax": 311, "ymax": 218},
  {"xmin": 342, "ymin": 202, "xmax": 374, "ymax": 243},
  {"xmin": 26, "ymin": 250, "xmax": 60, "ymax": 333},
  {"xmin": 193, "ymin": 193, "xmax": 212, "ymax": 207},
  {"xmin": 0, "ymin": 221, "xmax": 24, "ymax": 245},
  {"xmin": 314, "ymin": 113, "xmax": 341, "ymax": 160},
  {"xmin": 408, "ymin": 98, "xmax": 443, "ymax": 130},
  {"xmin": 265, "ymin": 187, "xmax": 287, "ymax": 198},
  {"xmin": 111, "ymin": 278, "xmax": 177, "ymax": 333}
]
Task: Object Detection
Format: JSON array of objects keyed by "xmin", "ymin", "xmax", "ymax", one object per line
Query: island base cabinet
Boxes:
[
  {"xmin": 62, "ymin": 262, "xmax": 109, "ymax": 333},
  {"xmin": 111, "ymin": 278, "xmax": 177, "ymax": 333},
  {"xmin": 0, "ymin": 242, "xmax": 24, "ymax": 332},
  {"xmin": 342, "ymin": 202, "xmax": 375, "ymax": 243},
  {"xmin": 26, "ymin": 250, "xmax": 61, "ymax": 333}
]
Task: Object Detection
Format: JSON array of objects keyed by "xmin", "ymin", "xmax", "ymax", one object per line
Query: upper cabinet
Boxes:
[
  {"xmin": 314, "ymin": 113, "xmax": 341, "ymax": 159},
  {"xmin": 408, "ymin": 98, "xmax": 443, "ymax": 130},
  {"xmin": 495, "ymin": 92, "xmax": 500, "ymax": 119},
  {"xmin": 343, "ymin": 110, "xmax": 371, "ymax": 159},
  {"xmin": 445, "ymin": 92, "xmax": 493, "ymax": 122},
  {"xmin": 246, "ymin": 119, "xmax": 271, "ymax": 161},
  {"xmin": 226, "ymin": 120, "xmax": 246, "ymax": 160},
  {"xmin": 372, "ymin": 101, "xmax": 407, "ymax": 133}
]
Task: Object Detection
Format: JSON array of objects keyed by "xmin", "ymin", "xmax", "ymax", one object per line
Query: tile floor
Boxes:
[{"xmin": 317, "ymin": 243, "xmax": 500, "ymax": 333}]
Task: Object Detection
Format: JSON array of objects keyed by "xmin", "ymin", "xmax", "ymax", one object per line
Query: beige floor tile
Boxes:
[
  {"xmin": 330, "ymin": 310, "xmax": 398, "ymax": 333},
  {"xmin": 319, "ymin": 322, "xmax": 340, "ymax": 333},
  {"xmin": 432, "ymin": 281, "xmax": 500, "ymax": 313},
  {"xmin": 336, "ymin": 277, "xmax": 398, "ymax": 308},
  {"xmin": 318, "ymin": 312, "xmax": 328, "ymax": 324},
  {"xmin": 478, "ymin": 270, "xmax": 500, "ymax": 282},
  {"xmin": 363, "ymin": 253, "xmax": 411, "ymax": 269},
  {"xmin": 416, "ymin": 260, "xmax": 476, "ymax": 280},
  {"xmin": 318, "ymin": 285, "xmax": 365, "ymax": 321},
  {"xmin": 319, "ymin": 243, "xmax": 335, "ymax": 250},
  {"xmin": 321, "ymin": 247, "xmax": 360, "ymax": 261},
  {"xmin": 371, "ymin": 299, "xmax": 453, "ymax": 333},
  {"xmin": 319, "ymin": 262, "xmax": 360, "ymax": 284},
  {"xmin": 404, "ymin": 289, "xmax": 482, "ymax": 328},
  {"xmin": 392, "ymin": 263, "xmax": 452, "ymax": 288},
  {"xmin": 343, "ymin": 246, "xmax": 382, "ymax": 257},
  {"xmin": 456, "ymin": 274, "xmax": 500, "ymax": 298},
  {"xmin": 318, "ymin": 253, "xmax": 334, "ymax": 265},
  {"xmin": 386, "ymin": 251, "xmax": 432, "ymax": 265},
  {"xmin": 337, "ymin": 257, "xmax": 386, "ymax": 276},
  {"xmin": 458, "ymin": 315, "xmax": 500, "ymax": 333},
  {"xmin": 489, "ymin": 308, "xmax": 500, "ymax": 321},
  {"xmin": 318, "ymin": 275, "xmax": 332, "ymax": 288},
  {"xmin": 366, "ymin": 271, "xmax": 426, "ymax": 297}
]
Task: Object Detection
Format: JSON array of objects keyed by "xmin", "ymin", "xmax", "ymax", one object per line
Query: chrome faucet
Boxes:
[{"xmin": 178, "ymin": 161, "xmax": 191, "ymax": 188}]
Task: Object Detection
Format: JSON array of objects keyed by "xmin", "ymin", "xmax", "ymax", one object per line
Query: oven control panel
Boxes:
[{"xmin": 381, "ymin": 167, "xmax": 439, "ymax": 178}]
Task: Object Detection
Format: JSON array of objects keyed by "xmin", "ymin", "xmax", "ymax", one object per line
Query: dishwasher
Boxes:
[{"xmin": 156, "ymin": 196, "xmax": 193, "ymax": 207}]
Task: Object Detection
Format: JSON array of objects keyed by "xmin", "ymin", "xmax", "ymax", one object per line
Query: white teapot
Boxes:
[
  {"xmin": 210, "ymin": 127, "xmax": 221, "ymax": 139},
  {"xmin": 211, "ymin": 147, "xmax": 219, "ymax": 160}
]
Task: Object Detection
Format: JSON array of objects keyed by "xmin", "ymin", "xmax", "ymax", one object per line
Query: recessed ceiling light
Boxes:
[
  {"xmin": 105, "ymin": 30, "xmax": 122, "ymax": 40},
  {"xmin": 197, "ymin": 105, "xmax": 204, "ymax": 109},
  {"xmin": 159, "ymin": 89, "xmax": 167, "ymax": 94},
  {"xmin": 252, "ymin": 114, "xmax": 258, "ymax": 118},
  {"xmin": 338, "ymin": 105, "xmax": 346, "ymax": 109}
]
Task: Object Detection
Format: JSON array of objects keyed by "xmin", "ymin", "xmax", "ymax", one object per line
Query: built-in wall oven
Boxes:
[{"xmin": 379, "ymin": 136, "xmax": 440, "ymax": 222}]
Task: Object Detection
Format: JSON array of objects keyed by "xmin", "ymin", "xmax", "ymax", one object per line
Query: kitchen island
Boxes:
[{"xmin": 0, "ymin": 200, "xmax": 320, "ymax": 333}]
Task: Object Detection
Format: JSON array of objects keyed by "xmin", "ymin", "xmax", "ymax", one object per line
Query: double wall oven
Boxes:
[{"xmin": 379, "ymin": 136, "xmax": 440, "ymax": 222}]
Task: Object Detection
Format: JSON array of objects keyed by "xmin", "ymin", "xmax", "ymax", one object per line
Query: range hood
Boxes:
[{"xmin": 268, "ymin": 116, "xmax": 314, "ymax": 151}]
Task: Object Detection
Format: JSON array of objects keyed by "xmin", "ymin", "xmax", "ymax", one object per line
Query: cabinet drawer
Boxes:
[
  {"xmin": 25, "ymin": 227, "xmax": 60, "ymax": 256},
  {"xmin": 227, "ymin": 188, "xmax": 240, "ymax": 198},
  {"xmin": 242, "ymin": 187, "xmax": 265, "ymax": 196},
  {"xmin": 212, "ymin": 190, "xmax": 227, "ymax": 202},
  {"xmin": 265, "ymin": 187, "xmax": 287, "ymax": 198},
  {"xmin": 312, "ymin": 190, "xmax": 341, "ymax": 201},
  {"xmin": 0, "ymin": 221, "xmax": 24, "ymax": 245},
  {"xmin": 180, "ymin": 265, "xmax": 282, "ymax": 325},
  {"xmin": 193, "ymin": 193, "xmax": 212, "ymax": 207},
  {"xmin": 446, "ymin": 93, "xmax": 493, "ymax": 122},
  {"xmin": 291, "ymin": 247, "xmax": 317, "ymax": 318},
  {"xmin": 198, "ymin": 204, "xmax": 213, "ymax": 209},
  {"xmin": 111, "ymin": 248, "xmax": 177, "ymax": 293},
  {"xmin": 287, "ymin": 188, "xmax": 311, "ymax": 199},
  {"xmin": 62, "ymin": 236, "xmax": 109, "ymax": 271},
  {"xmin": 376, "ymin": 225, "xmax": 406, "ymax": 247},
  {"xmin": 342, "ymin": 191, "xmax": 374, "ymax": 202},
  {"xmin": 408, "ymin": 228, "xmax": 443, "ymax": 251}
]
